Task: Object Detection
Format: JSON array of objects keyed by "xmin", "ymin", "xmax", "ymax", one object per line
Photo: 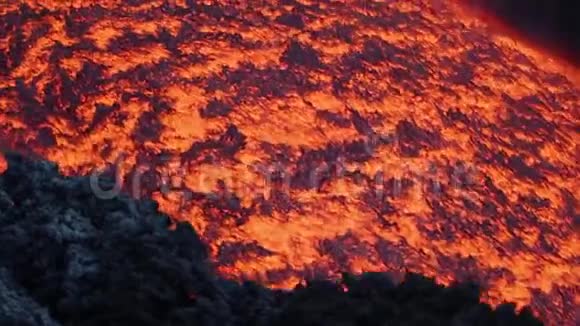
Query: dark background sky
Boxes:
[{"xmin": 471, "ymin": 0, "xmax": 579, "ymax": 66}]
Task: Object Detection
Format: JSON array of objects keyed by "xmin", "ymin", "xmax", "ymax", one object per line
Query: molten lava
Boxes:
[{"xmin": 0, "ymin": 1, "xmax": 578, "ymax": 325}]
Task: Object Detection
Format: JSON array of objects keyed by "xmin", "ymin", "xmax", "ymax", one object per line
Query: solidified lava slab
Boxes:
[{"xmin": 0, "ymin": 1, "xmax": 578, "ymax": 325}]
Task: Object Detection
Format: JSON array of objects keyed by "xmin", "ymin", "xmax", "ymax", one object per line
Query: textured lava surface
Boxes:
[{"xmin": 0, "ymin": 1, "xmax": 578, "ymax": 325}]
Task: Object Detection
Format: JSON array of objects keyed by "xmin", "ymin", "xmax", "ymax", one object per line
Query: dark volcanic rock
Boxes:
[
  {"xmin": 200, "ymin": 99, "xmax": 233, "ymax": 118},
  {"xmin": 275, "ymin": 13, "xmax": 305, "ymax": 29},
  {"xmin": 281, "ymin": 40, "xmax": 322, "ymax": 68}
]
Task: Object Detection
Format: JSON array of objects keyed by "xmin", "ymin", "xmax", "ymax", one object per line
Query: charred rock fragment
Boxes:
[
  {"xmin": 316, "ymin": 110, "xmax": 351, "ymax": 128},
  {"xmin": 200, "ymin": 99, "xmax": 233, "ymax": 118},
  {"xmin": 202, "ymin": 191, "xmax": 252, "ymax": 227},
  {"xmin": 395, "ymin": 119, "xmax": 442, "ymax": 157},
  {"xmin": 133, "ymin": 110, "xmax": 163, "ymax": 142},
  {"xmin": 217, "ymin": 241, "xmax": 274, "ymax": 266},
  {"xmin": 35, "ymin": 127, "xmax": 57, "ymax": 148},
  {"xmin": 181, "ymin": 125, "xmax": 246, "ymax": 164},
  {"xmin": 350, "ymin": 109, "xmax": 375, "ymax": 136},
  {"xmin": 318, "ymin": 231, "xmax": 374, "ymax": 268},
  {"xmin": 360, "ymin": 38, "xmax": 404, "ymax": 64},
  {"xmin": 275, "ymin": 13, "xmax": 305, "ymax": 29},
  {"xmin": 281, "ymin": 40, "xmax": 322, "ymax": 68},
  {"xmin": 220, "ymin": 124, "xmax": 247, "ymax": 156}
]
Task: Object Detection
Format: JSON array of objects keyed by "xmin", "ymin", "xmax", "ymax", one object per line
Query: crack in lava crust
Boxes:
[{"xmin": 0, "ymin": 1, "xmax": 578, "ymax": 325}]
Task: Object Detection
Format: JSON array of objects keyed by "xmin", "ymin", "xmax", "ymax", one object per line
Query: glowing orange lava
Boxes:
[
  {"xmin": 0, "ymin": 1, "xmax": 578, "ymax": 325},
  {"xmin": 0, "ymin": 153, "xmax": 6, "ymax": 174}
]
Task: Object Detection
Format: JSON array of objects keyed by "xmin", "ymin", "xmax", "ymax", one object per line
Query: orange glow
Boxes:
[
  {"xmin": 0, "ymin": 1, "xmax": 578, "ymax": 325},
  {"xmin": 0, "ymin": 153, "xmax": 6, "ymax": 174}
]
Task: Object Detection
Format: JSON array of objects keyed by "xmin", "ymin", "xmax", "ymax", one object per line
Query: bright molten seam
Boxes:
[{"xmin": 0, "ymin": 1, "xmax": 578, "ymax": 325}]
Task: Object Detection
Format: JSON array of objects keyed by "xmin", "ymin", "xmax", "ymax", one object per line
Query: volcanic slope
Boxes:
[
  {"xmin": 0, "ymin": 1, "xmax": 578, "ymax": 325},
  {"xmin": 0, "ymin": 153, "xmax": 544, "ymax": 325}
]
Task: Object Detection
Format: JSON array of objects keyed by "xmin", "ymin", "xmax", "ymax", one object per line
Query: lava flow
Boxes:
[{"xmin": 0, "ymin": 1, "xmax": 578, "ymax": 325}]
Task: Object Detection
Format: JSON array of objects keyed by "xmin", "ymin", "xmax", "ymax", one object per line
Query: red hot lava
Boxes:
[{"xmin": 0, "ymin": 1, "xmax": 578, "ymax": 324}]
